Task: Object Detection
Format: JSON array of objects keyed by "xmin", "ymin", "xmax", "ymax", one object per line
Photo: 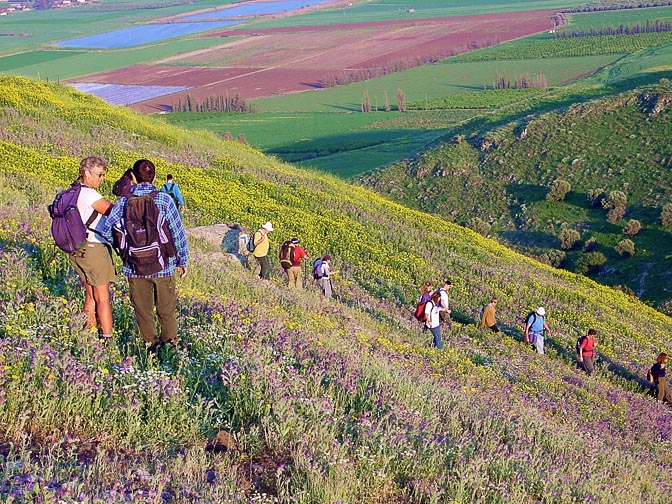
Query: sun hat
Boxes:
[
  {"xmin": 536, "ymin": 307, "xmax": 546, "ymax": 316},
  {"xmin": 262, "ymin": 221, "xmax": 274, "ymax": 232}
]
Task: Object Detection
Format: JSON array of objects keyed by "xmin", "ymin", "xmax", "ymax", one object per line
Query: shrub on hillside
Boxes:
[
  {"xmin": 622, "ymin": 219, "xmax": 641, "ymax": 236},
  {"xmin": 537, "ymin": 249, "xmax": 566, "ymax": 268},
  {"xmin": 587, "ymin": 188, "xmax": 606, "ymax": 208},
  {"xmin": 661, "ymin": 202, "xmax": 672, "ymax": 227},
  {"xmin": 613, "ymin": 284, "xmax": 636, "ymax": 297},
  {"xmin": 546, "ymin": 179, "xmax": 571, "ymax": 202},
  {"xmin": 615, "ymin": 238, "xmax": 636, "ymax": 256},
  {"xmin": 602, "ymin": 190, "xmax": 628, "ymax": 224},
  {"xmin": 559, "ymin": 228, "xmax": 581, "ymax": 250},
  {"xmin": 576, "ymin": 251, "xmax": 607, "ymax": 275},
  {"xmin": 583, "ymin": 236, "xmax": 598, "ymax": 252},
  {"xmin": 467, "ymin": 217, "xmax": 491, "ymax": 237}
]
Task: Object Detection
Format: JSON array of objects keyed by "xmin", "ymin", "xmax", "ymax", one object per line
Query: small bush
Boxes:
[
  {"xmin": 607, "ymin": 206, "xmax": 626, "ymax": 223},
  {"xmin": 583, "ymin": 237, "xmax": 598, "ymax": 252},
  {"xmin": 546, "ymin": 179, "xmax": 571, "ymax": 202},
  {"xmin": 587, "ymin": 188, "xmax": 605, "ymax": 208},
  {"xmin": 615, "ymin": 238, "xmax": 636, "ymax": 256},
  {"xmin": 613, "ymin": 284, "xmax": 636, "ymax": 297},
  {"xmin": 559, "ymin": 228, "xmax": 581, "ymax": 250},
  {"xmin": 576, "ymin": 251, "xmax": 607, "ymax": 275},
  {"xmin": 467, "ymin": 217, "xmax": 491, "ymax": 236},
  {"xmin": 537, "ymin": 249, "xmax": 566, "ymax": 268},
  {"xmin": 661, "ymin": 203, "xmax": 672, "ymax": 227},
  {"xmin": 622, "ymin": 219, "xmax": 641, "ymax": 236},
  {"xmin": 602, "ymin": 190, "xmax": 628, "ymax": 210}
]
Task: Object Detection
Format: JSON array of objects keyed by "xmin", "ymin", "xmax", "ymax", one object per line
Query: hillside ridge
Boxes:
[{"xmin": 1, "ymin": 75, "xmax": 672, "ymax": 502}]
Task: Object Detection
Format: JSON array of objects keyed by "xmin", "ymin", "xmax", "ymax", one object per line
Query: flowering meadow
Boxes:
[{"xmin": 2, "ymin": 75, "xmax": 672, "ymax": 502}]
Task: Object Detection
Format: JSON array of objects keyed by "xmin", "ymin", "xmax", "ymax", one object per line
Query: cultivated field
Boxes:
[{"xmin": 66, "ymin": 10, "xmax": 562, "ymax": 112}]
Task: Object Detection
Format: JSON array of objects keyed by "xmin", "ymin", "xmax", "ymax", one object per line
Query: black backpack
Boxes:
[
  {"xmin": 113, "ymin": 192, "xmax": 177, "ymax": 276},
  {"xmin": 279, "ymin": 241, "xmax": 295, "ymax": 270},
  {"xmin": 246, "ymin": 232, "xmax": 256, "ymax": 253},
  {"xmin": 576, "ymin": 335, "xmax": 586, "ymax": 355},
  {"xmin": 48, "ymin": 184, "xmax": 99, "ymax": 253},
  {"xmin": 162, "ymin": 182, "xmax": 180, "ymax": 207},
  {"xmin": 524, "ymin": 311, "xmax": 537, "ymax": 326}
]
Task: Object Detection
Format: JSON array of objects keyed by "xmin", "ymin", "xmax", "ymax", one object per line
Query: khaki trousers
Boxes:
[
  {"xmin": 287, "ymin": 266, "xmax": 302, "ymax": 288},
  {"xmin": 128, "ymin": 276, "xmax": 177, "ymax": 344}
]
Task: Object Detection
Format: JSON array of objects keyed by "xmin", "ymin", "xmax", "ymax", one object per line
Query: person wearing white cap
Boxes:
[
  {"xmin": 251, "ymin": 221, "xmax": 273, "ymax": 279},
  {"xmin": 524, "ymin": 306, "xmax": 552, "ymax": 354}
]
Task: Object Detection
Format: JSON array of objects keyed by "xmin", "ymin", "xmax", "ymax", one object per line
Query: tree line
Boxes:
[
  {"xmin": 172, "ymin": 94, "xmax": 256, "ymax": 113},
  {"xmin": 562, "ymin": 1, "xmax": 672, "ymax": 13},
  {"xmin": 556, "ymin": 20, "xmax": 672, "ymax": 38}
]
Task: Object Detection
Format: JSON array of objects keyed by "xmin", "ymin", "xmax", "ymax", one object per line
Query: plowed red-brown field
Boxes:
[{"xmin": 68, "ymin": 10, "xmax": 560, "ymax": 112}]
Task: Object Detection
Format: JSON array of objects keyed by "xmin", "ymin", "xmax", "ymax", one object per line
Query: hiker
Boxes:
[
  {"xmin": 160, "ymin": 174, "xmax": 186, "ymax": 213},
  {"xmin": 413, "ymin": 282, "xmax": 432, "ymax": 323},
  {"xmin": 102, "ymin": 159, "xmax": 189, "ymax": 354},
  {"xmin": 480, "ymin": 297, "xmax": 500, "ymax": 332},
  {"xmin": 525, "ymin": 306, "xmax": 552, "ymax": 354},
  {"xmin": 251, "ymin": 221, "xmax": 273, "ymax": 280},
  {"xmin": 577, "ymin": 328, "xmax": 597, "ymax": 375},
  {"xmin": 649, "ymin": 353, "xmax": 672, "ymax": 404},
  {"xmin": 419, "ymin": 281, "xmax": 432, "ymax": 303},
  {"xmin": 424, "ymin": 291, "xmax": 443, "ymax": 350},
  {"xmin": 281, "ymin": 237, "xmax": 308, "ymax": 289},
  {"xmin": 112, "ymin": 168, "xmax": 134, "ymax": 199},
  {"xmin": 66, "ymin": 156, "xmax": 116, "ymax": 340},
  {"xmin": 436, "ymin": 280, "xmax": 453, "ymax": 328},
  {"xmin": 315, "ymin": 254, "xmax": 338, "ymax": 298}
]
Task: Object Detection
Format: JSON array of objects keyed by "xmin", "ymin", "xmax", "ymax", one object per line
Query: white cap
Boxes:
[
  {"xmin": 261, "ymin": 221, "xmax": 274, "ymax": 232},
  {"xmin": 536, "ymin": 307, "xmax": 546, "ymax": 316}
]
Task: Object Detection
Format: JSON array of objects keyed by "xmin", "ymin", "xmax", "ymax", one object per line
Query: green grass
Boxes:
[{"xmin": 164, "ymin": 109, "xmax": 490, "ymax": 175}]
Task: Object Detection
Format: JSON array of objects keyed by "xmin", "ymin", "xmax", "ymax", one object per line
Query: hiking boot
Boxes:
[{"xmin": 147, "ymin": 342, "xmax": 163, "ymax": 355}]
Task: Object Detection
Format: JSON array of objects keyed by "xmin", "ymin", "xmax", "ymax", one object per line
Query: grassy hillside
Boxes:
[
  {"xmin": 359, "ymin": 77, "xmax": 672, "ymax": 307},
  {"xmin": 2, "ymin": 75, "xmax": 672, "ymax": 502}
]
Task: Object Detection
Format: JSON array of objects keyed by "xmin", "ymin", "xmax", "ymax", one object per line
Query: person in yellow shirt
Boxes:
[
  {"xmin": 252, "ymin": 221, "xmax": 273, "ymax": 279},
  {"xmin": 480, "ymin": 298, "xmax": 500, "ymax": 332}
]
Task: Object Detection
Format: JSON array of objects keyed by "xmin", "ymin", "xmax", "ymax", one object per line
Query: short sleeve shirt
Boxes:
[{"xmin": 77, "ymin": 186, "xmax": 108, "ymax": 244}]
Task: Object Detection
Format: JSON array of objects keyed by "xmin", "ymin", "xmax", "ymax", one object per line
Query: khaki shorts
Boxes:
[{"xmin": 69, "ymin": 242, "xmax": 117, "ymax": 286}]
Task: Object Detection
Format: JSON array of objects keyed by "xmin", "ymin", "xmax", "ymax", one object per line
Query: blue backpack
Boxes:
[
  {"xmin": 312, "ymin": 258, "xmax": 324, "ymax": 279},
  {"xmin": 48, "ymin": 184, "xmax": 98, "ymax": 253}
]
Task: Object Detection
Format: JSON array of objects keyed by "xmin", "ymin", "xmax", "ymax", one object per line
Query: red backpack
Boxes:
[{"xmin": 414, "ymin": 300, "xmax": 428, "ymax": 322}]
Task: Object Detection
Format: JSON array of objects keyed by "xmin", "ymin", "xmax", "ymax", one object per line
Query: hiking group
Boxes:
[
  {"xmin": 414, "ymin": 282, "xmax": 669, "ymax": 404},
  {"xmin": 246, "ymin": 221, "xmax": 339, "ymax": 297},
  {"xmin": 49, "ymin": 157, "xmax": 188, "ymax": 356},
  {"xmin": 50, "ymin": 156, "xmax": 340, "ymax": 356}
]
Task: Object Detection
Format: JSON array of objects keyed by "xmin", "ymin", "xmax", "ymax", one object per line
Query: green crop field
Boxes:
[
  {"xmin": 253, "ymin": 55, "xmax": 619, "ymax": 114},
  {"xmin": 0, "ymin": 38, "xmax": 226, "ymax": 80},
  {"xmin": 562, "ymin": 5, "xmax": 672, "ymax": 31},
  {"xmin": 240, "ymin": 0, "xmax": 590, "ymax": 29}
]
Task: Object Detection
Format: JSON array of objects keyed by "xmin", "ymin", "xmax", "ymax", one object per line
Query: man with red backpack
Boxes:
[{"xmin": 280, "ymin": 237, "xmax": 308, "ymax": 289}]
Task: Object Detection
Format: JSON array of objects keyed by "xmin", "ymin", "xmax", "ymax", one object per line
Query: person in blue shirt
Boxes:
[
  {"xmin": 525, "ymin": 306, "xmax": 552, "ymax": 354},
  {"xmin": 161, "ymin": 174, "xmax": 186, "ymax": 213},
  {"xmin": 102, "ymin": 159, "xmax": 189, "ymax": 354}
]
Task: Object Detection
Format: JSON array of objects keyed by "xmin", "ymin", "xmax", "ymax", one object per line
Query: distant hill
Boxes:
[
  {"xmin": 1, "ymin": 75, "xmax": 672, "ymax": 502},
  {"xmin": 358, "ymin": 79, "xmax": 672, "ymax": 310}
]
